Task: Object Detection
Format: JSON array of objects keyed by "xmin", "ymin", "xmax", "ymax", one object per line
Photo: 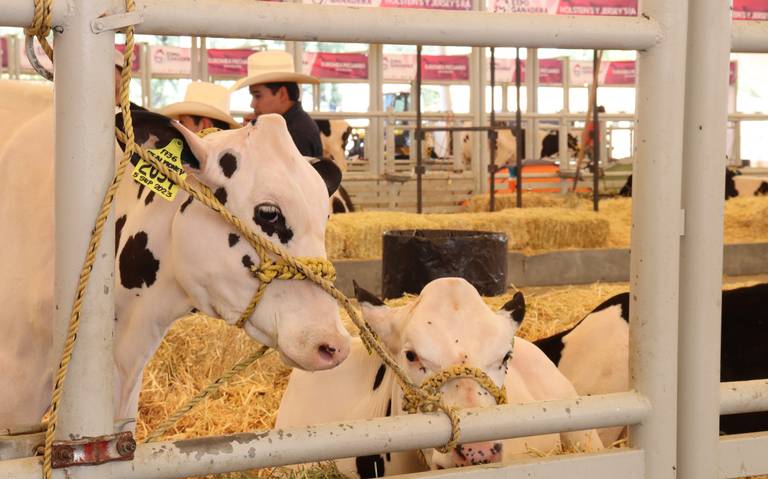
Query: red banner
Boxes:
[
  {"xmin": 733, "ymin": 0, "xmax": 768, "ymax": 20},
  {"xmin": 0, "ymin": 38, "xmax": 7, "ymax": 68},
  {"xmin": 207, "ymin": 49, "xmax": 254, "ymax": 77},
  {"xmin": 304, "ymin": 52, "xmax": 368, "ymax": 79},
  {"xmin": 114, "ymin": 44, "xmax": 141, "ymax": 72},
  {"xmin": 422, "ymin": 55, "xmax": 469, "ymax": 81},
  {"xmin": 538, "ymin": 58, "xmax": 563, "ymax": 84}
]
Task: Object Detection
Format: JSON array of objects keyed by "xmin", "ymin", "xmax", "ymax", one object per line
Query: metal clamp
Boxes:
[
  {"xmin": 52, "ymin": 431, "xmax": 135, "ymax": 468},
  {"xmin": 91, "ymin": 11, "xmax": 144, "ymax": 33}
]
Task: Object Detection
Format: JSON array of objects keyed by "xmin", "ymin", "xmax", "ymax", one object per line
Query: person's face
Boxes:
[
  {"xmin": 177, "ymin": 114, "xmax": 214, "ymax": 133},
  {"xmin": 249, "ymin": 84, "xmax": 291, "ymax": 117}
]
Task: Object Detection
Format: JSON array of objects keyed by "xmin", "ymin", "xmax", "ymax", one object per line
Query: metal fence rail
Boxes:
[{"xmin": 1, "ymin": 0, "xmax": 767, "ymax": 478}]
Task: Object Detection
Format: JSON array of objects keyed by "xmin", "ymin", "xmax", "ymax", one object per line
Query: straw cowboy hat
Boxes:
[
  {"xmin": 232, "ymin": 50, "xmax": 318, "ymax": 91},
  {"xmin": 159, "ymin": 82, "xmax": 241, "ymax": 129}
]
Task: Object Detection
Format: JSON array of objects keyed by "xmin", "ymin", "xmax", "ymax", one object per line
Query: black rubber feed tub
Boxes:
[{"xmin": 381, "ymin": 229, "xmax": 508, "ymax": 299}]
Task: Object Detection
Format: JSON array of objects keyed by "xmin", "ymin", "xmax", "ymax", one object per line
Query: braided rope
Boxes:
[
  {"xmin": 400, "ymin": 366, "xmax": 507, "ymax": 454},
  {"xmin": 24, "ymin": 0, "xmax": 54, "ymax": 61}
]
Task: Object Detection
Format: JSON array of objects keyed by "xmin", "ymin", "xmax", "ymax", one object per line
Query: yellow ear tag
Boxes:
[{"xmin": 132, "ymin": 138, "xmax": 187, "ymax": 202}]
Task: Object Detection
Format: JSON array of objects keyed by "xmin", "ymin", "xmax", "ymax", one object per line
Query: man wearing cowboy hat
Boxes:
[
  {"xmin": 233, "ymin": 51, "xmax": 322, "ymax": 157},
  {"xmin": 158, "ymin": 81, "xmax": 241, "ymax": 132}
]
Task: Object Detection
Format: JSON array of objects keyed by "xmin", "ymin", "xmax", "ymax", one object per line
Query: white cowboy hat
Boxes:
[
  {"xmin": 232, "ymin": 50, "xmax": 319, "ymax": 91},
  {"xmin": 158, "ymin": 81, "xmax": 241, "ymax": 129}
]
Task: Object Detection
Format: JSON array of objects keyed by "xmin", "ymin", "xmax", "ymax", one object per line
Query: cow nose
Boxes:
[
  {"xmin": 312, "ymin": 339, "xmax": 350, "ymax": 369},
  {"xmin": 452, "ymin": 442, "xmax": 503, "ymax": 467}
]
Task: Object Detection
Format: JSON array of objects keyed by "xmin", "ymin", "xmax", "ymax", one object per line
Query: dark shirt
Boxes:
[{"xmin": 282, "ymin": 102, "xmax": 322, "ymax": 158}]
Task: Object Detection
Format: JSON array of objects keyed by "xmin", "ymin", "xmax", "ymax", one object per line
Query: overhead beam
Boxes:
[{"xmin": 1, "ymin": 0, "xmax": 661, "ymax": 49}]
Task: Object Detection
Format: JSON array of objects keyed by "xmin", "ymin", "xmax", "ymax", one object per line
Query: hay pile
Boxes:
[
  {"xmin": 463, "ymin": 193, "xmax": 589, "ymax": 212},
  {"xmin": 326, "ymin": 208, "xmax": 609, "ymax": 259}
]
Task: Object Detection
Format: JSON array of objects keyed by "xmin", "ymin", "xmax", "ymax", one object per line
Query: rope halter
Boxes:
[{"xmin": 400, "ymin": 364, "xmax": 508, "ymax": 453}]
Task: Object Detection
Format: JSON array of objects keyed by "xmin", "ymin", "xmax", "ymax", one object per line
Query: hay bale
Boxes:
[
  {"xmin": 463, "ymin": 193, "xmax": 589, "ymax": 212},
  {"xmin": 725, "ymin": 196, "xmax": 768, "ymax": 242},
  {"xmin": 326, "ymin": 208, "xmax": 609, "ymax": 259}
]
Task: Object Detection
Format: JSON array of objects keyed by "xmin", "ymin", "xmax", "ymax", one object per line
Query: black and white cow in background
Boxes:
[
  {"xmin": 620, "ymin": 168, "xmax": 768, "ymax": 199},
  {"xmin": 0, "ymin": 104, "xmax": 352, "ymax": 429},
  {"xmin": 540, "ymin": 130, "xmax": 579, "ymax": 160},
  {"xmin": 518, "ymin": 283, "xmax": 768, "ymax": 444},
  {"xmin": 315, "ymin": 119, "xmax": 355, "ymax": 214}
]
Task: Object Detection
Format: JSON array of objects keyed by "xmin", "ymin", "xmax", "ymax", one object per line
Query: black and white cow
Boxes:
[
  {"xmin": 0, "ymin": 107, "xmax": 352, "ymax": 428},
  {"xmin": 540, "ymin": 130, "xmax": 579, "ymax": 160},
  {"xmin": 619, "ymin": 168, "xmax": 767, "ymax": 199},
  {"xmin": 315, "ymin": 119, "xmax": 355, "ymax": 214},
  {"xmin": 519, "ymin": 283, "xmax": 768, "ymax": 443}
]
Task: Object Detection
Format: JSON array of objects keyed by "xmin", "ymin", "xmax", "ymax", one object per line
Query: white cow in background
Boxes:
[
  {"xmin": 0, "ymin": 81, "xmax": 52, "ymax": 154},
  {"xmin": 276, "ymin": 278, "xmax": 603, "ymax": 477},
  {"xmin": 0, "ymin": 92, "xmax": 351, "ymax": 429}
]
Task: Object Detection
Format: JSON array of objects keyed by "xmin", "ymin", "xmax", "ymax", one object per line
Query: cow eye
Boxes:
[
  {"xmin": 502, "ymin": 351, "xmax": 512, "ymax": 365},
  {"xmin": 255, "ymin": 203, "xmax": 281, "ymax": 224},
  {"xmin": 405, "ymin": 350, "xmax": 418, "ymax": 362}
]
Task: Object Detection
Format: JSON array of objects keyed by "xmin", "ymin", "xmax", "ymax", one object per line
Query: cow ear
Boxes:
[
  {"xmin": 310, "ymin": 158, "xmax": 342, "ymax": 197},
  {"xmin": 116, "ymin": 110, "xmax": 210, "ymax": 175},
  {"xmin": 354, "ymin": 281, "xmax": 404, "ymax": 353},
  {"xmin": 498, "ymin": 291, "xmax": 525, "ymax": 327}
]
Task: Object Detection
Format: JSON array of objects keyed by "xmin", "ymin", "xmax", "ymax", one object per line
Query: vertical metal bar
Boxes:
[
  {"xmin": 416, "ymin": 44, "xmax": 423, "ymax": 213},
  {"xmin": 200, "ymin": 36, "xmax": 208, "ymax": 81},
  {"xmin": 677, "ymin": 0, "xmax": 731, "ymax": 478},
  {"xmin": 526, "ymin": 48, "xmax": 538, "ymax": 162},
  {"xmin": 561, "ymin": 56, "xmax": 570, "ymax": 173},
  {"xmin": 369, "ymin": 43, "xmax": 383, "ymax": 176},
  {"xmin": 629, "ymin": 0, "xmax": 688, "ymax": 478},
  {"xmin": 489, "ymin": 46, "xmax": 496, "ymax": 212},
  {"xmin": 190, "ymin": 36, "xmax": 199, "ymax": 81},
  {"xmin": 515, "ymin": 47, "xmax": 522, "ymax": 208},
  {"xmin": 53, "ymin": 1, "xmax": 116, "ymax": 478},
  {"xmin": 592, "ymin": 50, "xmax": 599, "ymax": 212}
]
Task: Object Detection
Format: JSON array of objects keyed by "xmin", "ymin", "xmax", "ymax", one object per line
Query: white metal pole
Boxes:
[
  {"xmin": 678, "ymin": 1, "xmax": 731, "ymax": 478},
  {"xmin": 369, "ymin": 43, "xmax": 384, "ymax": 176},
  {"xmin": 52, "ymin": 1, "xmax": 117, "ymax": 478},
  {"xmin": 629, "ymin": 0, "xmax": 688, "ymax": 478},
  {"xmin": 0, "ymin": 392, "xmax": 650, "ymax": 479},
  {"xmin": 526, "ymin": 48, "xmax": 538, "ymax": 162}
]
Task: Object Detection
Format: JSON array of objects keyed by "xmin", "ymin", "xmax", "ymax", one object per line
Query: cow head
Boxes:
[
  {"xmin": 316, "ymin": 119, "xmax": 352, "ymax": 173},
  {"xmin": 354, "ymin": 278, "xmax": 524, "ymax": 469},
  {"xmin": 123, "ymin": 111, "xmax": 351, "ymax": 371}
]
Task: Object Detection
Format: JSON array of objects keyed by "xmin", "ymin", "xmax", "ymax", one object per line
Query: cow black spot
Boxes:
[
  {"xmin": 356, "ymin": 455, "xmax": 385, "ymax": 478},
  {"xmin": 756, "ymin": 181, "xmax": 768, "ymax": 196},
  {"xmin": 501, "ymin": 291, "xmax": 525, "ymax": 324},
  {"xmin": 315, "ymin": 119, "xmax": 331, "ymax": 137},
  {"xmin": 136, "ymin": 183, "xmax": 146, "ymax": 199},
  {"xmin": 385, "ymin": 399, "xmax": 391, "ymax": 417},
  {"xmin": 144, "ymin": 191, "xmax": 155, "ymax": 206},
  {"xmin": 353, "ymin": 280, "xmax": 384, "ymax": 306},
  {"xmin": 253, "ymin": 205, "xmax": 293, "ymax": 244},
  {"xmin": 228, "ymin": 233, "xmax": 240, "ymax": 247},
  {"xmin": 592, "ymin": 292, "xmax": 630, "ymax": 322},
  {"xmin": 372, "ymin": 364, "xmax": 386, "ymax": 390},
  {"xmin": 119, "ymin": 231, "xmax": 160, "ymax": 289},
  {"xmin": 180, "ymin": 195, "xmax": 194, "ymax": 213},
  {"xmin": 219, "ymin": 153, "xmax": 238, "ymax": 178},
  {"xmin": 115, "ymin": 215, "xmax": 127, "ymax": 253},
  {"xmin": 214, "ymin": 187, "xmax": 228, "ymax": 205},
  {"xmin": 242, "ymin": 255, "xmax": 254, "ymax": 270}
]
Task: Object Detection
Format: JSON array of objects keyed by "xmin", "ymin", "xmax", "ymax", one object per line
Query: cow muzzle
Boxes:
[{"xmin": 451, "ymin": 441, "xmax": 503, "ymax": 467}]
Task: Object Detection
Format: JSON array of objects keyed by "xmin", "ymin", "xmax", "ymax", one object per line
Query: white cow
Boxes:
[
  {"xmin": 315, "ymin": 119, "xmax": 352, "ymax": 173},
  {"xmin": 276, "ymin": 278, "xmax": 603, "ymax": 477},
  {"xmin": 0, "ymin": 81, "xmax": 52, "ymax": 154},
  {"xmin": 0, "ymin": 106, "xmax": 351, "ymax": 429}
]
